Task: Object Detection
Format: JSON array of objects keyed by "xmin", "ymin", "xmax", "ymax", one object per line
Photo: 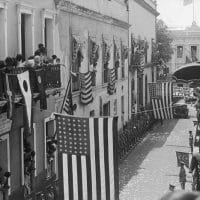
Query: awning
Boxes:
[{"xmin": 173, "ymin": 62, "xmax": 200, "ymax": 80}]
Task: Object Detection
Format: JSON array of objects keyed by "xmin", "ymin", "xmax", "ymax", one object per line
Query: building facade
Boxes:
[
  {"xmin": 0, "ymin": 0, "xmax": 130, "ymax": 199},
  {"xmin": 0, "ymin": 0, "xmax": 159, "ymax": 199},
  {"xmin": 128, "ymin": 0, "xmax": 158, "ymax": 113},
  {"xmin": 168, "ymin": 21, "xmax": 200, "ymax": 74}
]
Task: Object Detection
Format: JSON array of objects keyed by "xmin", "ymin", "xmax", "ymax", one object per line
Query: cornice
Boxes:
[
  {"xmin": 134, "ymin": 0, "xmax": 159, "ymax": 17},
  {"xmin": 57, "ymin": 1, "xmax": 130, "ymax": 30}
]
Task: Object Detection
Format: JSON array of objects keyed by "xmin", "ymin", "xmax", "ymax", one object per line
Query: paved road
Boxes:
[{"xmin": 119, "ymin": 105, "xmax": 197, "ymax": 200}]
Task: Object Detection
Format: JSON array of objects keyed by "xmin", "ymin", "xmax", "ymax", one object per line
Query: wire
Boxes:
[{"xmin": 0, "ymin": 96, "xmax": 192, "ymax": 118}]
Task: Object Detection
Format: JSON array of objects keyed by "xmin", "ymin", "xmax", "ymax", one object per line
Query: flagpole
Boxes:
[{"xmin": 193, "ymin": 0, "xmax": 195, "ymax": 22}]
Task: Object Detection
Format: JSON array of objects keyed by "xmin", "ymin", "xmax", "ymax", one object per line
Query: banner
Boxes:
[{"xmin": 17, "ymin": 71, "xmax": 32, "ymax": 133}]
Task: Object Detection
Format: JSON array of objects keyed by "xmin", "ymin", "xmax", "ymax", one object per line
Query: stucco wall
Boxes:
[
  {"xmin": 129, "ymin": 0, "xmax": 156, "ymax": 110},
  {"xmin": 55, "ymin": 7, "xmax": 129, "ymax": 129}
]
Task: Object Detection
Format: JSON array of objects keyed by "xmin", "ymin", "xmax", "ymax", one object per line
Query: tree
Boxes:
[{"xmin": 156, "ymin": 19, "xmax": 173, "ymax": 63}]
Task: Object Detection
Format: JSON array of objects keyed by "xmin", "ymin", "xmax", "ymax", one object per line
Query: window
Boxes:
[
  {"xmin": 42, "ymin": 9, "xmax": 56, "ymax": 57},
  {"xmin": 121, "ymin": 95, "xmax": 125, "ymax": 127},
  {"xmin": 114, "ymin": 99, "xmax": 117, "ymax": 115},
  {"xmin": 90, "ymin": 110, "xmax": 95, "ymax": 117},
  {"xmin": 152, "ymin": 67, "xmax": 154, "ymax": 82},
  {"xmin": 103, "ymin": 64, "xmax": 109, "ymax": 83},
  {"xmin": 71, "ymin": 35, "xmax": 82, "ymax": 92},
  {"xmin": 177, "ymin": 46, "xmax": 183, "ymax": 58},
  {"xmin": 103, "ymin": 102, "xmax": 110, "ymax": 116},
  {"xmin": 145, "ymin": 75, "xmax": 148, "ymax": 105},
  {"xmin": 191, "ymin": 46, "xmax": 197, "ymax": 59},
  {"xmin": 44, "ymin": 118, "xmax": 57, "ymax": 179},
  {"xmin": 0, "ymin": 1, "xmax": 8, "ymax": 59},
  {"xmin": 121, "ymin": 95, "xmax": 124, "ymax": 114},
  {"xmin": 17, "ymin": 3, "xmax": 35, "ymax": 59}
]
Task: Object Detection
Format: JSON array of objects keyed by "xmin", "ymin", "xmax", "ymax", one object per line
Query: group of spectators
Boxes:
[{"xmin": 0, "ymin": 43, "xmax": 61, "ymax": 70}]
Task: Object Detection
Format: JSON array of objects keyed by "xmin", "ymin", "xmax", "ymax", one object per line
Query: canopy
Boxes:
[{"xmin": 173, "ymin": 62, "xmax": 200, "ymax": 80}]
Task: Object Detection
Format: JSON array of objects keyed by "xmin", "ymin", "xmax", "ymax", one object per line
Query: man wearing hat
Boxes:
[{"xmin": 179, "ymin": 162, "xmax": 186, "ymax": 190}]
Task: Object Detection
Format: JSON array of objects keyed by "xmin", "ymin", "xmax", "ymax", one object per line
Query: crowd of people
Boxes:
[{"xmin": 0, "ymin": 43, "xmax": 61, "ymax": 70}]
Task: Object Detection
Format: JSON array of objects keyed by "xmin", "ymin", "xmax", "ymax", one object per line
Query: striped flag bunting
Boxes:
[
  {"xmin": 61, "ymin": 78, "xmax": 74, "ymax": 115},
  {"xmin": 149, "ymin": 82, "xmax": 173, "ymax": 119},
  {"xmin": 80, "ymin": 71, "xmax": 93, "ymax": 105},
  {"xmin": 55, "ymin": 114, "xmax": 119, "ymax": 200},
  {"xmin": 107, "ymin": 68, "xmax": 116, "ymax": 95}
]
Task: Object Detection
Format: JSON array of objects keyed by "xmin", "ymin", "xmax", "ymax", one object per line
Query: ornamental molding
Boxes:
[
  {"xmin": 134, "ymin": 0, "xmax": 159, "ymax": 17},
  {"xmin": 57, "ymin": 1, "xmax": 130, "ymax": 30}
]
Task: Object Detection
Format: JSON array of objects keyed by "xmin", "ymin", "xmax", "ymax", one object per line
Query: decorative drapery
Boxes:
[
  {"xmin": 121, "ymin": 41, "xmax": 128, "ymax": 66},
  {"xmin": 89, "ymin": 36, "xmax": 99, "ymax": 68},
  {"xmin": 130, "ymin": 35, "xmax": 148, "ymax": 72},
  {"xmin": 71, "ymin": 35, "xmax": 84, "ymax": 70},
  {"xmin": 113, "ymin": 39, "xmax": 120, "ymax": 69},
  {"xmin": 102, "ymin": 37, "xmax": 111, "ymax": 65}
]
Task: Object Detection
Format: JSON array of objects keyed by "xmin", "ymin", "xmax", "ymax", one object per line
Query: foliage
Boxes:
[{"xmin": 156, "ymin": 19, "xmax": 174, "ymax": 63}]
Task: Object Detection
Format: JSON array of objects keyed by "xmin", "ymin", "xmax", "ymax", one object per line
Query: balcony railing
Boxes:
[{"xmin": 0, "ymin": 64, "xmax": 61, "ymax": 104}]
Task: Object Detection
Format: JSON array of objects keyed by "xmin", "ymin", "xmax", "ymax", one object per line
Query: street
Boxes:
[{"xmin": 119, "ymin": 105, "xmax": 197, "ymax": 200}]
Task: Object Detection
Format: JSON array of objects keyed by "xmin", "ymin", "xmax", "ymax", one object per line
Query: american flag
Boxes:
[
  {"xmin": 107, "ymin": 68, "xmax": 116, "ymax": 95},
  {"xmin": 55, "ymin": 114, "xmax": 119, "ymax": 200},
  {"xmin": 61, "ymin": 78, "xmax": 73, "ymax": 115},
  {"xmin": 80, "ymin": 72, "xmax": 93, "ymax": 105},
  {"xmin": 149, "ymin": 82, "xmax": 173, "ymax": 119}
]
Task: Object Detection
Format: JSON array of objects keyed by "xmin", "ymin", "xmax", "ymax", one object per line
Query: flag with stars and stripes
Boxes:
[
  {"xmin": 55, "ymin": 114, "xmax": 119, "ymax": 200},
  {"xmin": 61, "ymin": 78, "xmax": 74, "ymax": 115},
  {"xmin": 149, "ymin": 82, "xmax": 173, "ymax": 119},
  {"xmin": 80, "ymin": 72, "xmax": 93, "ymax": 105},
  {"xmin": 107, "ymin": 68, "xmax": 116, "ymax": 95}
]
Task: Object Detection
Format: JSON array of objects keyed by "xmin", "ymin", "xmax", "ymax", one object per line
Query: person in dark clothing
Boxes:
[
  {"xmin": 189, "ymin": 131, "xmax": 194, "ymax": 154},
  {"xmin": 179, "ymin": 162, "xmax": 186, "ymax": 190}
]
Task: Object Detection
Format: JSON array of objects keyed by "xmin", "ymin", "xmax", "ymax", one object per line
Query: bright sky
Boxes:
[{"xmin": 156, "ymin": 0, "xmax": 200, "ymax": 29}]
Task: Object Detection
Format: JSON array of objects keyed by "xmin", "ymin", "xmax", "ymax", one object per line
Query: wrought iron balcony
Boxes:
[{"xmin": 0, "ymin": 64, "xmax": 62, "ymax": 104}]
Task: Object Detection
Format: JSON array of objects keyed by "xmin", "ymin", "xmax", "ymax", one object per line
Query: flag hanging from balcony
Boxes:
[
  {"xmin": 17, "ymin": 71, "xmax": 32, "ymax": 133},
  {"xmin": 55, "ymin": 114, "xmax": 119, "ymax": 200},
  {"xmin": 149, "ymin": 82, "xmax": 173, "ymax": 120},
  {"xmin": 61, "ymin": 78, "xmax": 74, "ymax": 115},
  {"xmin": 80, "ymin": 71, "xmax": 93, "ymax": 105},
  {"xmin": 35, "ymin": 69, "xmax": 47, "ymax": 110},
  {"xmin": 107, "ymin": 68, "xmax": 116, "ymax": 95}
]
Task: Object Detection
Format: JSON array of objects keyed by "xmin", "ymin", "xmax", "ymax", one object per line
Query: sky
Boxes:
[{"xmin": 156, "ymin": 0, "xmax": 200, "ymax": 29}]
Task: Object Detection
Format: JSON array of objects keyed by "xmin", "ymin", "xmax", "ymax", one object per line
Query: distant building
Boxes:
[{"xmin": 168, "ymin": 21, "xmax": 200, "ymax": 74}]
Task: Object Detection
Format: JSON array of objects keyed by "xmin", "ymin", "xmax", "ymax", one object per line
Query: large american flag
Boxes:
[
  {"xmin": 80, "ymin": 72, "xmax": 93, "ymax": 105},
  {"xmin": 149, "ymin": 82, "xmax": 173, "ymax": 119},
  {"xmin": 55, "ymin": 114, "xmax": 119, "ymax": 200},
  {"xmin": 107, "ymin": 68, "xmax": 116, "ymax": 95},
  {"xmin": 61, "ymin": 78, "xmax": 73, "ymax": 115}
]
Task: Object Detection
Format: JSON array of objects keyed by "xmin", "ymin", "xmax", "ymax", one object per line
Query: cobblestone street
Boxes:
[{"xmin": 119, "ymin": 105, "xmax": 197, "ymax": 200}]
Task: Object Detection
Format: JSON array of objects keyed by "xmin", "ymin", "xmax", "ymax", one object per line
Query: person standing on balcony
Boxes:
[{"xmin": 16, "ymin": 54, "xmax": 25, "ymax": 68}]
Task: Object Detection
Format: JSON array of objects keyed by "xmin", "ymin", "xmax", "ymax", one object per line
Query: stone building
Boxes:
[
  {"xmin": 0, "ymin": 0, "xmax": 129, "ymax": 199},
  {"xmin": 128, "ymin": 0, "xmax": 159, "ymax": 113},
  {"xmin": 168, "ymin": 21, "xmax": 200, "ymax": 74}
]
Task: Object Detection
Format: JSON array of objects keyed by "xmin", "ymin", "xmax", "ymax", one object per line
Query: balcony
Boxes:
[{"xmin": 0, "ymin": 64, "xmax": 62, "ymax": 105}]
